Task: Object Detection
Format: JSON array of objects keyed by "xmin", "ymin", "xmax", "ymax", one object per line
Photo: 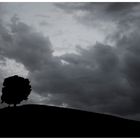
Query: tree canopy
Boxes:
[{"xmin": 1, "ymin": 75, "xmax": 32, "ymax": 106}]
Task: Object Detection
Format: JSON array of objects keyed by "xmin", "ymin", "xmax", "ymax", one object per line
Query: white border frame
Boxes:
[{"xmin": 0, "ymin": 0, "xmax": 140, "ymax": 2}]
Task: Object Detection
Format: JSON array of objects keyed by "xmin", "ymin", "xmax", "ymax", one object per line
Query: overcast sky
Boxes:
[{"xmin": 1, "ymin": 2, "xmax": 140, "ymax": 121}]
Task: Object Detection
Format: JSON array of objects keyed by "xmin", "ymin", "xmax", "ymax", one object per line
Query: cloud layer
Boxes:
[{"xmin": 1, "ymin": 3, "xmax": 140, "ymax": 120}]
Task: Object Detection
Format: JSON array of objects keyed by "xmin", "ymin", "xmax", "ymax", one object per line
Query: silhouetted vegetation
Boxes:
[{"xmin": 1, "ymin": 75, "xmax": 32, "ymax": 106}]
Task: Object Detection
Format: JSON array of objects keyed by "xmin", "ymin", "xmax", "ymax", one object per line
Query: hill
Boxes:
[{"xmin": 0, "ymin": 104, "xmax": 140, "ymax": 137}]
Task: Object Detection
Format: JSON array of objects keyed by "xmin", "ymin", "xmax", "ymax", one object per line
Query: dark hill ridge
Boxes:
[{"xmin": 0, "ymin": 104, "xmax": 140, "ymax": 137}]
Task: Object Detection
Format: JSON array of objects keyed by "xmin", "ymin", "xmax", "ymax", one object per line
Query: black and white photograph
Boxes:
[{"xmin": 0, "ymin": 2, "xmax": 140, "ymax": 137}]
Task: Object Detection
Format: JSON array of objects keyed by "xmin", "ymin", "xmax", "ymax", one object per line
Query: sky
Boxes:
[{"xmin": 1, "ymin": 2, "xmax": 140, "ymax": 121}]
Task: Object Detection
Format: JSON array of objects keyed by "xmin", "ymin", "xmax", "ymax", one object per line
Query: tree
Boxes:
[{"xmin": 1, "ymin": 75, "xmax": 32, "ymax": 107}]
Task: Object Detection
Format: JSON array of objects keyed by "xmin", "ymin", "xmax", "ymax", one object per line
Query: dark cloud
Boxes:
[
  {"xmin": 29, "ymin": 40, "xmax": 140, "ymax": 117},
  {"xmin": 30, "ymin": 6, "xmax": 140, "ymax": 119},
  {"xmin": 1, "ymin": 3, "xmax": 140, "ymax": 121},
  {"xmin": 0, "ymin": 16, "xmax": 54, "ymax": 71},
  {"xmin": 55, "ymin": 3, "xmax": 140, "ymax": 32},
  {"xmin": 55, "ymin": 3, "xmax": 139, "ymax": 19}
]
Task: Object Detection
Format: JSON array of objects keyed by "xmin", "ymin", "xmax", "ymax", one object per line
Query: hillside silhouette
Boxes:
[{"xmin": 0, "ymin": 104, "xmax": 140, "ymax": 137}]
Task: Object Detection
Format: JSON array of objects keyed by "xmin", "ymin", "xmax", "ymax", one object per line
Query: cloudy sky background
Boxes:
[{"xmin": 1, "ymin": 2, "xmax": 140, "ymax": 121}]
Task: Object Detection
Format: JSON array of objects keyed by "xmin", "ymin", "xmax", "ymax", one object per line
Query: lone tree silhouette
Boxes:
[{"xmin": 1, "ymin": 75, "xmax": 32, "ymax": 107}]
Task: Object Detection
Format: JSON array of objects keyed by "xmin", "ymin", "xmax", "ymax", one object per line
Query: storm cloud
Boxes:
[
  {"xmin": 1, "ymin": 3, "xmax": 140, "ymax": 121},
  {"xmin": 0, "ymin": 16, "xmax": 54, "ymax": 71}
]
